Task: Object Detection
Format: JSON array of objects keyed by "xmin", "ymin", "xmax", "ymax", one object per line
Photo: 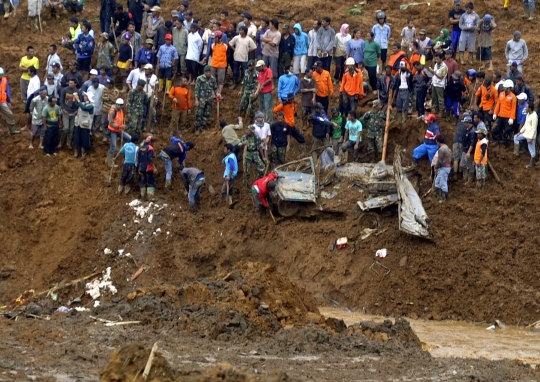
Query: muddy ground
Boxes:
[{"xmin": 1, "ymin": 0, "xmax": 540, "ymax": 379}]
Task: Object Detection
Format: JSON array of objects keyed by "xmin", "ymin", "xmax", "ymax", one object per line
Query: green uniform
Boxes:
[
  {"xmin": 194, "ymin": 74, "xmax": 217, "ymax": 132},
  {"xmin": 240, "ymin": 133, "xmax": 265, "ymax": 183},
  {"xmin": 361, "ymin": 109, "xmax": 385, "ymax": 156},
  {"xmin": 126, "ymin": 88, "xmax": 150, "ymax": 135},
  {"xmin": 239, "ymin": 69, "xmax": 258, "ymax": 120}
]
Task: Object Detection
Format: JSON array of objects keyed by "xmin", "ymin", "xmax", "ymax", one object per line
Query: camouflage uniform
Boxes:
[
  {"xmin": 239, "ymin": 69, "xmax": 258, "ymax": 121},
  {"xmin": 240, "ymin": 133, "xmax": 265, "ymax": 183},
  {"xmin": 194, "ymin": 74, "xmax": 217, "ymax": 132},
  {"xmin": 126, "ymin": 88, "xmax": 150, "ymax": 135},
  {"xmin": 361, "ymin": 109, "xmax": 385, "ymax": 156}
]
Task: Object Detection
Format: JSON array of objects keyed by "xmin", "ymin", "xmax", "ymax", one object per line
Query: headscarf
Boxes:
[
  {"xmin": 340, "ymin": 23, "xmax": 349, "ymax": 37},
  {"xmin": 434, "ymin": 29, "xmax": 451, "ymax": 45}
]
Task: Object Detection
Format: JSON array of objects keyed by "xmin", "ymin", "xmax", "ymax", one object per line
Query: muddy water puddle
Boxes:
[{"xmin": 320, "ymin": 307, "xmax": 540, "ymax": 365}]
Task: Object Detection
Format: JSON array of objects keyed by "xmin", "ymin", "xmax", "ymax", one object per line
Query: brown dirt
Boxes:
[{"xmin": 1, "ymin": 0, "xmax": 540, "ymax": 379}]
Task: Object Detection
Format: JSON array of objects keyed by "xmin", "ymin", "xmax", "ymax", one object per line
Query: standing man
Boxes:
[
  {"xmin": 292, "ymin": 23, "xmax": 308, "ymax": 75},
  {"xmin": 208, "ymin": 31, "xmax": 228, "ymax": 95},
  {"xmin": 0, "ymin": 68, "xmax": 19, "ymax": 135},
  {"xmin": 360, "ymin": 100, "xmax": 385, "ymax": 160},
  {"xmin": 42, "ymin": 97, "xmax": 63, "ymax": 156},
  {"xmin": 372, "ymin": 12, "xmax": 391, "ymax": 67},
  {"xmin": 412, "ymin": 61, "xmax": 430, "ymax": 119},
  {"xmin": 458, "ymin": 2, "xmax": 480, "ymax": 65},
  {"xmin": 229, "ymin": 26, "xmax": 257, "ymax": 88},
  {"xmin": 186, "ymin": 23, "xmax": 203, "ymax": 85},
  {"xmin": 145, "ymin": 6, "xmax": 164, "ymax": 41},
  {"xmin": 363, "ymin": 32, "xmax": 381, "ymax": 93},
  {"xmin": 514, "ymin": 102, "xmax": 538, "ymax": 167},
  {"xmin": 474, "ymin": 77, "xmax": 497, "ymax": 132},
  {"xmin": 474, "ymin": 126, "xmax": 488, "ymax": 188},
  {"xmin": 156, "ymin": 33, "xmax": 178, "ymax": 93},
  {"xmin": 312, "ymin": 61, "xmax": 333, "ymax": 114},
  {"xmin": 261, "ymin": 19, "xmax": 281, "ymax": 83},
  {"xmin": 505, "ymin": 31, "xmax": 528, "ymax": 75},
  {"xmin": 254, "ymin": 60, "xmax": 274, "ymax": 123},
  {"xmin": 19, "ymin": 46, "xmax": 39, "ymax": 102},
  {"xmin": 394, "ymin": 61, "xmax": 412, "ymax": 123},
  {"xmin": 269, "ymin": 111, "xmax": 291, "ymax": 167},
  {"xmin": 278, "ymin": 24, "xmax": 295, "ymax": 76},
  {"xmin": 238, "ymin": 60, "xmax": 258, "ymax": 122},
  {"xmin": 273, "ymin": 93, "xmax": 305, "ymax": 150},
  {"xmin": 168, "ymin": 77, "xmax": 191, "ymax": 136},
  {"xmin": 74, "ymin": 23, "xmax": 95, "ymax": 75},
  {"xmin": 300, "ymin": 68, "xmax": 317, "ymax": 129},
  {"xmin": 118, "ymin": 135, "xmax": 139, "ymax": 195},
  {"xmin": 316, "ymin": 16, "xmax": 335, "ymax": 71},
  {"xmin": 87, "ymin": 78, "xmax": 105, "ymax": 137},
  {"xmin": 307, "ymin": 20, "xmax": 321, "ymax": 71},
  {"xmin": 23, "ymin": 67, "xmax": 41, "ymax": 132},
  {"xmin": 28, "ymin": 89, "xmax": 48, "ymax": 149},
  {"xmin": 194, "ymin": 65, "xmax": 219, "ymax": 135},
  {"xmin": 96, "ymin": 33, "xmax": 115, "ymax": 74},
  {"xmin": 239, "ymin": 125, "xmax": 266, "ymax": 184},
  {"xmin": 277, "ymin": 64, "xmax": 300, "ymax": 102},
  {"xmin": 412, "ymin": 114, "xmax": 440, "ymax": 165},
  {"xmin": 426, "ymin": 54, "xmax": 448, "ymax": 119},
  {"xmin": 311, "ymin": 102, "xmax": 332, "ymax": 162},
  {"xmin": 181, "ymin": 167, "xmax": 205, "ymax": 210},
  {"xmin": 101, "ymin": 78, "xmax": 119, "ymax": 141},
  {"xmin": 222, "ymin": 144, "xmax": 238, "ymax": 200},
  {"xmin": 492, "ymin": 79, "xmax": 517, "ymax": 146},
  {"xmin": 460, "ymin": 115, "xmax": 477, "ymax": 185},
  {"xmin": 172, "ymin": 19, "xmax": 188, "ymax": 78},
  {"xmin": 128, "ymin": 0, "xmax": 144, "ymax": 33},
  {"xmin": 377, "ymin": 65, "xmax": 397, "ymax": 107},
  {"xmin": 107, "ymin": 98, "xmax": 131, "ymax": 168},
  {"xmin": 134, "ymin": 39, "xmax": 155, "ymax": 69},
  {"xmin": 126, "ymin": 79, "xmax": 150, "ymax": 135},
  {"xmin": 100, "ymin": 0, "xmax": 116, "ymax": 33},
  {"xmin": 434, "ymin": 136, "xmax": 452, "ymax": 203},
  {"xmin": 339, "ymin": 58, "xmax": 364, "ymax": 117},
  {"xmin": 45, "ymin": 44, "xmax": 62, "ymax": 78},
  {"xmin": 138, "ymin": 135, "xmax": 157, "ymax": 199},
  {"xmin": 448, "ymin": 0, "xmax": 465, "ymax": 55},
  {"xmin": 340, "ymin": 110, "xmax": 363, "ymax": 163},
  {"xmin": 253, "ymin": 111, "xmax": 271, "ymax": 161}
]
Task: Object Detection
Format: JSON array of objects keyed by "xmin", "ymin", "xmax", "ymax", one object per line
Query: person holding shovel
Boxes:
[
  {"xmin": 222, "ymin": 143, "xmax": 238, "ymax": 202},
  {"xmin": 107, "ymin": 98, "xmax": 131, "ymax": 168}
]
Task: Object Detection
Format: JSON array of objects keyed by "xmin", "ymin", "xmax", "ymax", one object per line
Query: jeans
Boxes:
[
  {"xmin": 514, "ymin": 133, "xmax": 536, "ymax": 157},
  {"xmin": 451, "ymin": 30, "xmax": 461, "ymax": 56},
  {"xmin": 396, "ymin": 89, "xmax": 410, "ymax": 112},
  {"xmin": 262, "ymin": 55, "xmax": 279, "ymax": 78},
  {"xmin": 159, "ymin": 151, "xmax": 173, "ymax": 181},
  {"xmin": 341, "ymin": 140, "xmax": 361, "ymax": 161},
  {"xmin": 321, "ymin": 56, "xmax": 332, "ymax": 71},
  {"xmin": 315, "ymin": 95, "xmax": 329, "ymax": 115},
  {"xmin": 188, "ymin": 174, "xmax": 205, "ymax": 206},
  {"xmin": 435, "ymin": 166, "xmax": 451, "ymax": 192},
  {"xmin": 334, "ymin": 56, "xmax": 345, "ymax": 81},
  {"xmin": 100, "ymin": 16, "xmax": 111, "ymax": 34},
  {"xmin": 445, "ymin": 97, "xmax": 460, "ymax": 117},
  {"xmin": 416, "ymin": 87, "xmax": 427, "ymax": 117},
  {"xmin": 233, "ymin": 60, "xmax": 248, "ymax": 84},
  {"xmin": 259, "ymin": 92, "xmax": 273, "ymax": 123},
  {"xmin": 307, "ymin": 56, "xmax": 317, "ymax": 71},
  {"xmin": 109, "ymin": 130, "xmax": 131, "ymax": 156},
  {"xmin": 412, "ymin": 143, "xmax": 438, "ymax": 163}
]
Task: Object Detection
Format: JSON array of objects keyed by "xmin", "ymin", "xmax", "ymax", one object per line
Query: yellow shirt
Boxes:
[{"xmin": 20, "ymin": 56, "xmax": 40, "ymax": 81}]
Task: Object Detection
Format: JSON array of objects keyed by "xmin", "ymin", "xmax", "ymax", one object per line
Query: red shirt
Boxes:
[
  {"xmin": 252, "ymin": 172, "xmax": 278, "ymax": 207},
  {"xmin": 258, "ymin": 67, "xmax": 273, "ymax": 94}
]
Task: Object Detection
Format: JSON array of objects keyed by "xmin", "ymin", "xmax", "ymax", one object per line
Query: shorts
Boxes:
[
  {"xmin": 32, "ymin": 124, "xmax": 45, "ymax": 137},
  {"xmin": 452, "ymin": 143, "xmax": 462, "ymax": 160},
  {"xmin": 77, "ymin": 57, "xmax": 92, "ymax": 71},
  {"xmin": 475, "ymin": 163, "xmax": 486, "ymax": 180},
  {"xmin": 458, "ymin": 31, "xmax": 476, "ymax": 52},
  {"xmin": 476, "ymin": 47, "xmax": 492, "ymax": 61},
  {"xmin": 460, "ymin": 151, "xmax": 474, "ymax": 172},
  {"xmin": 117, "ymin": 60, "xmax": 130, "ymax": 69},
  {"xmin": 158, "ymin": 66, "xmax": 173, "ymax": 79},
  {"xmin": 211, "ymin": 67, "xmax": 226, "ymax": 85}
]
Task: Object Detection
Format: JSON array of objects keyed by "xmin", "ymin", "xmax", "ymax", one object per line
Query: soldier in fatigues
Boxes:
[
  {"xmin": 126, "ymin": 79, "xmax": 150, "ymax": 135},
  {"xmin": 361, "ymin": 99, "xmax": 386, "ymax": 160},
  {"xmin": 194, "ymin": 65, "xmax": 219, "ymax": 135},
  {"xmin": 239, "ymin": 125, "xmax": 266, "ymax": 184},
  {"xmin": 238, "ymin": 60, "xmax": 258, "ymax": 123}
]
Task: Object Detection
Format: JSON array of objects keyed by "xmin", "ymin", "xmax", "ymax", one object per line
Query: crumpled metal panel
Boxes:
[
  {"xmin": 274, "ymin": 170, "xmax": 317, "ymax": 203},
  {"xmin": 357, "ymin": 194, "xmax": 399, "ymax": 211}
]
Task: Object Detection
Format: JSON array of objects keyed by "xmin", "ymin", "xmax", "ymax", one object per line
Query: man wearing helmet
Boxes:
[
  {"xmin": 492, "ymin": 80, "xmax": 517, "ymax": 146},
  {"xmin": 371, "ymin": 11, "xmax": 391, "ymax": 67},
  {"xmin": 412, "ymin": 114, "xmax": 440, "ymax": 165},
  {"xmin": 460, "ymin": 115, "xmax": 477, "ymax": 185},
  {"xmin": 339, "ymin": 57, "xmax": 364, "ymax": 116}
]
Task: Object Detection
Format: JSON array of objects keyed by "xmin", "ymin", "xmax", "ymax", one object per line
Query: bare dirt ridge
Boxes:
[{"xmin": 1, "ymin": 0, "xmax": 540, "ymax": 379}]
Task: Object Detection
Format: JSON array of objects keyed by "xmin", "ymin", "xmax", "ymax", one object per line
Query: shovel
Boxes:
[
  {"xmin": 226, "ymin": 180, "xmax": 233, "ymax": 207},
  {"xmin": 400, "ymin": 2, "xmax": 430, "ymax": 10}
]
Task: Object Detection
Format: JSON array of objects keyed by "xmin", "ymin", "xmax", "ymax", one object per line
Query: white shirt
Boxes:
[
  {"xmin": 431, "ymin": 62, "xmax": 448, "ymax": 88},
  {"xmin": 142, "ymin": 74, "xmax": 158, "ymax": 97},
  {"xmin": 86, "ymin": 84, "xmax": 105, "ymax": 115},
  {"xmin": 126, "ymin": 68, "xmax": 145, "ymax": 87},
  {"xmin": 187, "ymin": 32, "xmax": 203, "ymax": 61},
  {"xmin": 399, "ymin": 71, "xmax": 409, "ymax": 89},
  {"xmin": 46, "ymin": 53, "xmax": 63, "ymax": 75},
  {"xmin": 27, "ymin": 75, "xmax": 41, "ymax": 99},
  {"xmin": 254, "ymin": 122, "xmax": 271, "ymax": 149}
]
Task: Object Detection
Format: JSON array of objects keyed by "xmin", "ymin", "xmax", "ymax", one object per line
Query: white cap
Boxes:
[
  {"xmin": 0, "ymin": 67, "xmax": 4, "ymax": 75},
  {"xmin": 144, "ymin": 63, "xmax": 153, "ymax": 70},
  {"xmin": 89, "ymin": 69, "xmax": 98, "ymax": 75},
  {"xmin": 115, "ymin": 98, "xmax": 124, "ymax": 105},
  {"xmin": 345, "ymin": 57, "xmax": 355, "ymax": 66},
  {"xmin": 255, "ymin": 60, "xmax": 265, "ymax": 68},
  {"xmin": 503, "ymin": 79, "xmax": 514, "ymax": 88},
  {"xmin": 517, "ymin": 92, "xmax": 528, "ymax": 100}
]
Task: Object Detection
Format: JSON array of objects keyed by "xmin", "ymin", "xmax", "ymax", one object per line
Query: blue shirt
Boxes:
[
  {"xmin": 345, "ymin": 120, "xmax": 363, "ymax": 142},
  {"xmin": 277, "ymin": 73, "xmax": 300, "ymax": 101},
  {"xmin": 157, "ymin": 44, "xmax": 179, "ymax": 68},
  {"xmin": 517, "ymin": 102, "xmax": 527, "ymax": 125},
  {"xmin": 119, "ymin": 142, "xmax": 139, "ymax": 164},
  {"xmin": 347, "ymin": 39, "xmax": 365, "ymax": 65},
  {"xmin": 222, "ymin": 153, "xmax": 238, "ymax": 179},
  {"xmin": 74, "ymin": 32, "xmax": 95, "ymax": 59},
  {"xmin": 371, "ymin": 24, "xmax": 391, "ymax": 49},
  {"xmin": 134, "ymin": 47, "xmax": 156, "ymax": 66}
]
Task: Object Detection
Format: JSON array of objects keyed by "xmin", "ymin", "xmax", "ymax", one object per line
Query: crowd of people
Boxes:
[{"xmin": 0, "ymin": 0, "xmax": 537, "ymax": 208}]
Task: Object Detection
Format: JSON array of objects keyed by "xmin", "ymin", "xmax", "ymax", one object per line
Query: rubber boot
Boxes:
[
  {"xmin": 140, "ymin": 187, "xmax": 147, "ymax": 199},
  {"xmin": 117, "ymin": 185, "xmax": 123, "ymax": 194},
  {"xmin": 468, "ymin": 52, "xmax": 474, "ymax": 66},
  {"xmin": 453, "ymin": 159, "xmax": 460, "ymax": 180},
  {"xmin": 107, "ymin": 154, "xmax": 114, "ymax": 168},
  {"xmin": 150, "ymin": 121, "xmax": 155, "ymax": 133},
  {"xmin": 522, "ymin": 6, "xmax": 530, "ymax": 18},
  {"xmin": 165, "ymin": 179, "xmax": 171, "ymax": 189},
  {"xmin": 513, "ymin": 144, "xmax": 520, "ymax": 156},
  {"xmin": 158, "ymin": 79, "xmax": 164, "ymax": 92},
  {"xmin": 166, "ymin": 80, "xmax": 172, "ymax": 93},
  {"xmin": 124, "ymin": 185, "xmax": 131, "ymax": 194},
  {"xmin": 459, "ymin": 51, "xmax": 465, "ymax": 65},
  {"xmin": 66, "ymin": 133, "xmax": 73, "ymax": 149},
  {"xmin": 8, "ymin": 125, "xmax": 20, "ymax": 134},
  {"xmin": 81, "ymin": 148, "xmax": 87, "ymax": 158},
  {"xmin": 73, "ymin": 148, "xmax": 79, "ymax": 157},
  {"xmin": 401, "ymin": 111, "xmax": 407, "ymax": 123},
  {"xmin": 4, "ymin": 11, "xmax": 10, "ymax": 18},
  {"xmin": 57, "ymin": 133, "xmax": 66, "ymax": 149},
  {"xmin": 529, "ymin": 8, "xmax": 535, "ymax": 20},
  {"xmin": 439, "ymin": 192, "xmax": 447, "ymax": 203},
  {"xmin": 434, "ymin": 187, "xmax": 441, "ymax": 200},
  {"xmin": 147, "ymin": 187, "xmax": 155, "ymax": 198},
  {"xmin": 527, "ymin": 156, "xmax": 536, "ymax": 168}
]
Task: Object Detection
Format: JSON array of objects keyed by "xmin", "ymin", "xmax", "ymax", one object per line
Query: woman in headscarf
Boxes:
[
  {"xmin": 433, "ymin": 29, "xmax": 452, "ymax": 54},
  {"xmin": 333, "ymin": 23, "xmax": 351, "ymax": 83},
  {"xmin": 476, "ymin": 14, "xmax": 496, "ymax": 71}
]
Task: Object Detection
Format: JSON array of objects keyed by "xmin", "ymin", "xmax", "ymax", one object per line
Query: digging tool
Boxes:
[
  {"xmin": 159, "ymin": 87, "xmax": 166, "ymax": 127},
  {"xmin": 216, "ymin": 96, "xmax": 220, "ymax": 128},
  {"xmin": 37, "ymin": 0, "xmax": 42, "ymax": 33},
  {"xmin": 107, "ymin": 117, "xmax": 125, "ymax": 185},
  {"xmin": 380, "ymin": 90, "xmax": 394, "ymax": 163},
  {"xmin": 111, "ymin": 17, "xmax": 120, "ymax": 52},
  {"xmin": 142, "ymin": 342, "xmax": 159, "ymax": 381},
  {"xmin": 268, "ymin": 207, "xmax": 277, "ymax": 224},
  {"xmin": 399, "ymin": 2, "xmax": 431, "ymax": 10},
  {"xmin": 226, "ymin": 180, "xmax": 233, "ymax": 206},
  {"xmin": 242, "ymin": 144, "xmax": 248, "ymax": 184},
  {"xmin": 487, "ymin": 160, "xmax": 501, "ymax": 183}
]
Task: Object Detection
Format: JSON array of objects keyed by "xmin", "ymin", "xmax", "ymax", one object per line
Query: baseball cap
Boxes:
[
  {"xmin": 171, "ymin": 10, "xmax": 178, "ymax": 17},
  {"xmin": 106, "ymin": 78, "xmax": 114, "ymax": 85},
  {"xmin": 116, "ymin": 98, "xmax": 124, "ymax": 105},
  {"xmin": 100, "ymin": 32, "xmax": 109, "ymax": 39},
  {"xmin": 165, "ymin": 33, "xmax": 173, "ymax": 40},
  {"xmin": 150, "ymin": 5, "xmax": 161, "ymax": 12},
  {"xmin": 517, "ymin": 93, "xmax": 528, "ymax": 100},
  {"xmin": 399, "ymin": 61, "xmax": 406, "ymax": 68},
  {"xmin": 144, "ymin": 63, "xmax": 153, "ymax": 69},
  {"xmin": 145, "ymin": 39, "xmax": 154, "ymax": 45},
  {"xmin": 255, "ymin": 60, "xmax": 265, "ymax": 68},
  {"xmin": 452, "ymin": 70, "xmax": 462, "ymax": 80},
  {"xmin": 89, "ymin": 69, "xmax": 98, "ymax": 75},
  {"xmin": 247, "ymin": 59, "xmax": 255, "ymax": 66},
  {"xmin": 203, "ymin": 65, "xmax": 211, "ymax": 72},
  {"xmin": 313, "ymin": 61, "xmax": 322, "ymax": 68}
]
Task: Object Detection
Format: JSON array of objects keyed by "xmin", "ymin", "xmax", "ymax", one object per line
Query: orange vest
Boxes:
[
  {"xmin": 273, "ymin": 102, "xmax": 296, "ymax": 127},
  {"xmin": 410, "ymin": 53, "xmax": 421, "ymax": 74},
  {"xmin": 474, "ymin": 138, "xmax": 488, "ymax": 165},
  {"xmin": 108, "ymin": 107, "xmax": 124, "ymax": 133},
  {"xmin": 211, "ymin": 43, "xmax": 228, "ymax": 68},
  {"xmin": 388, "ymin": 51, "xmax": 410, "ymax": 75},
  {"xmin": 0, "ymin": 77, "xmax": 8, "ymax": 103}
]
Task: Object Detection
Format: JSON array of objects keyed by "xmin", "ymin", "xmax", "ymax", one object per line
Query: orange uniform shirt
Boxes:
[
  {"xmin": 340, "ymin": 69, "xmax": 364, "ymax": 97},
  {"xmin": 475, "ymin": 84, "xmax": 498, "ymax": 111},
  {"xmin": 313, "ymin": 69, "xmax": 333, "ymax": 98},
  {"xmin": 273, "ymin": 102, "xmax": 296, "ymax": 128},
  {"xmin": 168, "ymin": 85, "xmax": 192, "ymax": 110},
  {"xmin": 494, "ymin": 91, "xmax": 517, "ymax": 119}
]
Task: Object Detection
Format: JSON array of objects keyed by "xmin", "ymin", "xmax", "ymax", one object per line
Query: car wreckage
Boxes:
[{"xmin": 271, "ymin": 146, "xmax": 431, "ymax": 240}]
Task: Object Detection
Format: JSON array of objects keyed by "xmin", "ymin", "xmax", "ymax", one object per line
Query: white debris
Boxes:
[
  {"xmin": 134, "ymin": 230, "xmax": 144, "ymax": 240},
  {"xmin": 128, "ymin": 199, "xmax": 141, "ymax": 207},
  {"xmin": 376, "ymin": 248, "xmax": 387, "ymax": 258},
  {"xmin": 156, "ymin": 228, "xmax": 161, "ymax": 233},
  {"xmin": 74, "ymin": 307, "xmax": 89, "ymax": 312},
  {"xmin": 118, "ymin": 249, "xmax": 124, "ymax": 256},
  {"xmin": 134, "ymin": 219, "xmax": 140, "ymax": 224},
  {"xmin": 94, "ymin": 301, "xmax": 100, "ymax": 308},
  {"xmin": 103, "ymin": 248, "xmax": 113, "ymax": 255},
  {"xmin": 148, "ymin": 214, "xmax": 153, "ymax": 223},
  {"xmin": 167, "ymin": 231, "xmax": 170, "ymax": 235},
  {"xmin": 124, "ymin": 252, "xmax": 131, "ymax": 257},
  {"xmin": 85, "ymin": 267, "xmax": 117, "ymax": 300}
]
